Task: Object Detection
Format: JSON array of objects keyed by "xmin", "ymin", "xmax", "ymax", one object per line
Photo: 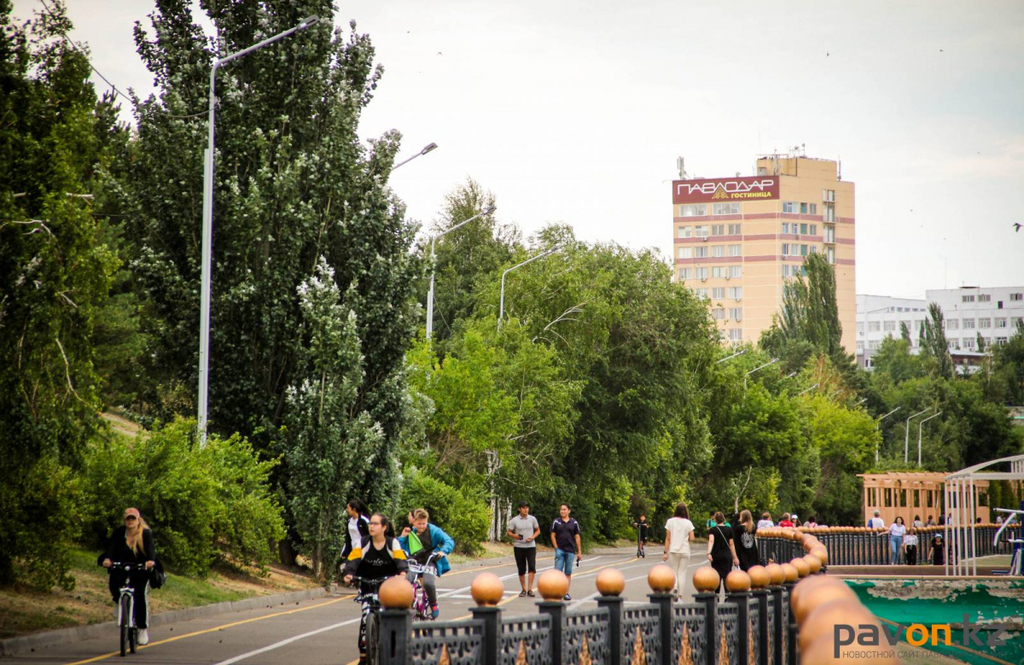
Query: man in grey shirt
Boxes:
[{"xmin": 507, "ymin": 501, "xmax": 541, "ymax": 597}]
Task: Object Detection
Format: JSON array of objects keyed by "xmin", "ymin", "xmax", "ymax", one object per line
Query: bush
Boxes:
[
  {"xmin": 81, "ymin": 417, "xmax": 285, "ymax": 576},
  {"xmin": 401, "ymin": 469, "xmax": 489, "ymax": 556}
]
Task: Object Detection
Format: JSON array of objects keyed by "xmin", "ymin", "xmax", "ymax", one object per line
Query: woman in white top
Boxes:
[
  {"xmin": 756, "ymin": 512, "xmax": 774, "ymax": 530},
  {"xmin": 902, "ymin": 526, "xmax": 919, "ymax": 566},
  {"xmin": 888, "ymin": 516, "xmax": 906, "ymax": 565},
  {"xmin": 662, "ymin": 502, "xmax": 695, "ymax": 600}
]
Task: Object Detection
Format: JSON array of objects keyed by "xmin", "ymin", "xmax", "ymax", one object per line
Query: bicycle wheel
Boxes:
[
  {"xmin": 119, "ymin": 596, "xmax": 131, "ymax": 657},
  {"xmin": 365, "ymin": 611, "xmax": 380, "ymax": 665},
  {"xmin": 129, "ymin": 627, "xmax": 137, "ymax": 654}
]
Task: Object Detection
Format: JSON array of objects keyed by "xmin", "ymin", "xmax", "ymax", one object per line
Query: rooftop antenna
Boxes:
[
  {"xmin": 838, "ymin": 155, "xmax": 843, "ymax": 181},
  {"xmin": 676, "ymin": 156, "xmax": 688, "ymax": 179}
]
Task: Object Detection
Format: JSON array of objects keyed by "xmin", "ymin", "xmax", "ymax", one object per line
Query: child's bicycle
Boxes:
[
  {"xmin": 108, "ymin": 561, "xmax": 148, "ymax": 656},
  {"xmin": 350, "ymin": 575, "xmax": 388, "ymax": 665},
  {"xmin": 407, "ymin": 552, "xmax": 442, "ymax": 621}
]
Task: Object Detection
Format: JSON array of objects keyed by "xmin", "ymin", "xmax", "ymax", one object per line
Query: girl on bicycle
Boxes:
[{"xmin": 100, "ymin": 508, "xmax": 156, "ymax": 645}]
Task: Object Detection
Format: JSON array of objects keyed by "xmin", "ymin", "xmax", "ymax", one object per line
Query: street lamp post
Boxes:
[
  {"xmin": 876, "ymin": 406, "xmax": 901, "ymax": 463},
  {"xmin": 715, "ymin": 348, "xmax": 748, "ymax": 365},
  {"xmin": 497, "ymin": 246, "xmax": 561, "ymax": 331},
  {"xmin": 392, "ymin": 142, "xmax": 438, "ymax": 171},
  {"xmin": 796, "ymin": 383, "xmax": 819, "ymax": 396},
  {"xmin": 425, "ymin": 205, "xmax": 496, "ymax": 340},
  {"xmin": 904, "ymin": 408, "xmax": 931, "ymax": 464},
  {"xmin": 917, "ymin": 411, "xmax": 942, "ymax": 466},
  {"xmin": 198, "ymin": 15, "xmax": 319, "ymax": 446},
  {"xmin": 744, "ymin": 358, "xmax": 779, "ymax": 389}
]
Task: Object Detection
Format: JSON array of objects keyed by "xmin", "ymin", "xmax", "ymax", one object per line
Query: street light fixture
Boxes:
[
  {"xmin": 904, "ymin": 408, "xmax": 931, "ymax": 464},
  {"xmin": 425, "ymin": 205, "xmax": 496, "ymax": 340},
  {"xmin": 876, "ymin": 406, "xmax": 901, "ymax": 463},
  {"xmin": 392, "ymin": 142, "xmax": 438, "ymax": 171},
  {"xmin": 198, "ymin": 15, "xmax": 319, "ymax": 446},
  {"xmin": 744, "ymin": 358, "xmax": 779, "ymax": 389},
  {"xmin": 917, "ymin": 411, "xmax": 942, "ymax": 466},
  {"xmin": 497, "ymin": 246, "xmax": 561, "ymax": 331},
  {"xmin": 715, "ymin": 348, "xmax": 748, "ymax": 365},
  {"xmin": 796, "ymin": 383, "xmax": 819, "ymax": 396}
]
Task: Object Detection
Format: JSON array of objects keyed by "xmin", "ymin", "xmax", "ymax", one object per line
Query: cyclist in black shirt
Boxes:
[{"xmin": 100, "ymin": 508, "xmax": 156, "ymax": 645}]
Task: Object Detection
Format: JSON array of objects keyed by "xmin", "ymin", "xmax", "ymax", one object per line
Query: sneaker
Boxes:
[
  {"xmin": 137, "ymin": 629, "xmax": 149, "ymax": 646},
  {"xmin": 430, "ymin": 605, "xmax": 439, "ymax": 620},
  {"xmin": 563, "ymin": 594, "xmax": 571, "ymax": 601}
]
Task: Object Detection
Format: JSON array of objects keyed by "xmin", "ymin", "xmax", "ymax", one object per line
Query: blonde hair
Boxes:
[
  {"xmin": 412, "ymin": 508, "xmax": 430, "ymax": 521},
  {"xmin": 739, "ymin": 510, "xmax": 754, "ymax": 533},
  {"xmin": 126, "ymin": 515, "xmax": 150, "ymax": 557}
]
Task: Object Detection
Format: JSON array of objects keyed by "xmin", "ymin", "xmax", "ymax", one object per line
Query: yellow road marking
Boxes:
[{"xmin": 65, "ymin": 596, "xmax": 352, "ymax": 665}]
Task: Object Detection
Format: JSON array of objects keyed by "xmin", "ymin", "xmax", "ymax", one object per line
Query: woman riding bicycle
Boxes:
[
  {"xmin": 343, "ymin": 513, "xmax": 407, "ymax": 665},
  {"xmin": 399, "ymin": 508, "xmax": 454, "ymax": 620},
  {"xmin": 100, "ymin": 507, "xmax": 156, "ymax": 646}
]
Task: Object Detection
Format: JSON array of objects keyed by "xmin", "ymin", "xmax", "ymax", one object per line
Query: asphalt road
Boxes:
[{"xmin": 8, "ymin": 547, "xmax": 712, "ymax": 665}]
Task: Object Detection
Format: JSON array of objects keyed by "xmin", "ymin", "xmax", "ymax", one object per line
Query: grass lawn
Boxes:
[{"xmin": 0, "ymin": 548, "xmax": 318, "ymax": 639}]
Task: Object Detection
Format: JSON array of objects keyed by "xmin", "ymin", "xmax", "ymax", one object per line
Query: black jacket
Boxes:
[{"xmin": 102, "ymin": 526, "xmax": 156, "ymax": 565}]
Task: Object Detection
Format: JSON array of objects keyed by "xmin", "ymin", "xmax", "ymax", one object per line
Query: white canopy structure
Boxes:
[{"xmin": 944, "ymin": 454, "xmax": 1024, "ymax": 576}]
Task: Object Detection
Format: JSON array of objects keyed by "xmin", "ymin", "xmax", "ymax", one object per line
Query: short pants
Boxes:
[
  {"xmin": 514, "ymin": 547, "xmax": 537, "ymax": 575},
  {"xmin": 554, "ymin": 548, "xmax": 576, "ymax": 575}
]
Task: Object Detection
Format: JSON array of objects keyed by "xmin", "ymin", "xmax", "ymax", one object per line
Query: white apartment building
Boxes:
[
  {"xmin": 856, "ymin": 294, "xmax": 929, "ymax": 368},
  {"xmin": 856, "ymin": 287, "xmax": 1024, "ymax": 368},
  {"xmin": 926, "ymin": 286, "xmax": 1024, "ymax": 352}
]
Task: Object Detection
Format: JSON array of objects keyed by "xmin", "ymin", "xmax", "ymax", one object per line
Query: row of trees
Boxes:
[{"xmin": 2, "ymin": 0, "xmax": 1022, "ymax": 589}]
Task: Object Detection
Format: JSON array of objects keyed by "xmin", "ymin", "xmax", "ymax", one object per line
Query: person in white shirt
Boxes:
[
  {"xmin": 663, "ymin": 502, "xmax": 695, "ymax": 600},
  {"xmin": 888, "ymin": 516, "xmax": 906, "ymax": 564},
  {"xmin": 902, "ymin": 527, "xmax": 919, "ymax": 565},
  {"xmin": 756, "ymin": 512, "xmax": 774, "ymax": 530},
  {"xmin": 868, "ymin": 510, "xmax": 886, "ymax": 529}
]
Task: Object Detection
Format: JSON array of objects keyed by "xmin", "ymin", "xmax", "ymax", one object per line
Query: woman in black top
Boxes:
[
  {"xmin": 734, "ymin": 509, "xmax": 759, "ymax": 571},
  {"xmin": 100, "ymin": 508, "xmax": 156, "ymax": 645},
  {"xmin": 706, "ymin": 511, "xmax": 739, "ymax": 593}
]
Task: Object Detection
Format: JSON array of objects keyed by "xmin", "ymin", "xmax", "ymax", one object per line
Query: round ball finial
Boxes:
[
  {"xmin": 803, "ymin": 553, "xmax": 823, "ymax": 574},
  {"xmin": 781, "ymin": 562, "xmax": 799, "ymax": 583},
  {"xmin": 765, "ymin": 563, "xmax": 786, "ymax": 586},
  {"xmin": 791, "ymin": 557, "xmax": 811, "ymax": 578},
  {"xmin": 470, "ymin": 572, "xmax": 505, "ymax": 606},
  {"xmin": 596, "ymin": 568, "xmax": 626, "ymax": 597},
  {"xmin": 747, "ymin": 565, "xmax": 770, "ymax": 589},
  {"xmin": 537, "ymin": 569, "xmax": 569, "ymax": 601},
  {"xmin": 648, "ymin": 564, "xmax": 676, "ymax": 593},
  {"xmin": 693, "ymin": 566, "xmax": 721, "ymax": 593},
  {"xmin": 791, "ymin": 577, "xmax": 857, "ymax": 624},
  {"xmin": 810, "ymin": 546, "xmax": 829, "ymax": 566},
  {"xmin": 378, "ymin": 576, "xmax": 415, "ymax": 609},
  {"xmin": 725, "ymin": 569, "xmax": 752, "ymax": 592}
]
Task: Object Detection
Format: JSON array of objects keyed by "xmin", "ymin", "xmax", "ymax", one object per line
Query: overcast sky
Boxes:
[{"xmin": 15, "ymin": 0, "xmax": 1024, "ymax": 299}]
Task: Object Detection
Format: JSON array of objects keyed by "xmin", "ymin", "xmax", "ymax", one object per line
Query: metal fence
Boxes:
[{"xmin": 378, "ymin": 584, "xmax": 801, "ymax": 665}]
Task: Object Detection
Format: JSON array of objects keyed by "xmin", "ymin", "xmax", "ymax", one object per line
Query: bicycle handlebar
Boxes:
[{"xmin": 105, "ymin": 561, "xmax": 149, "ymax": 572}]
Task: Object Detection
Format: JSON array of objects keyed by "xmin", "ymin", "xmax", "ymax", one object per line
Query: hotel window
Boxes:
[
  {"xmin": 857, "ymin": 322, "xmax": 864, "ymax": 334},
  {"xmin": 694, "ymin": 246, "xmax": 708, "ymax": 258},
  {"xmin": 712, "ymin": 308, "xmax": 725, "ymax": 320},
  {"xmin": 728, "ymin": 244, "xmax": 742, "ymax": 257},
  {"xmin": 695, "ymin": 267, "xmax": 709, "ymax": 280},
  {"xmin": 800, "ymin": 244, "xmax": 808, "ymax": 256},
  {"xmin": 824, "ymin": 204, "xmax": 835, "ymax": 222},
  {"xmin": 782, "ymin": 222, "xmax": 790, "ymax": 234},
  {"xmin": 782, "ymin": 201, "xmax": 796, "ymax": 213},
  {"xmin": 678, "ymin": 268, "xmax": 691, "ymax": 280},
  {"xmin": 946, "ymin": 319, "xmax": 959, "ymax": 330},
  {"xmin": 680, "ymin": 204, "xmax": 707, "ymax": 216},
  {"xmin": 857, "ymin": 341, "xmax": 864, "ymax": 351},
  {"xmin": 995, "ymin": 318, "xmax": 1008, "ymax": 328},
  {"xmin": 677, "ymin": 225, "xmax": 692, "ymax": 238},
  {"xmin": 730, "ymin": 307, "xmax": 743, "ymax": 321},
  {"xmin": 695, "ymin": 287, "xmax": 708, "ymax": 297},
  {"xmin": 800, "ymin": 202, "xmax": 808, "ymax": 214},
  {"xmin": 712, "ymin": 287, "xmax": 725, "ymax": 299},
  {"xmin": 711, "ymin": 266, "xmax": 723, "ymax": 278},
  {"xmin": 883, "ymin": 320, "xmax": 896, "ymax": 332},
  {"xmin": 729, "ymin": 287, "xmax": 743, "ymax": 299},
  {"xmin": 728, "ymin": 266, "xmax": 743, "ymax": 278},
  {"xmin": 978, "ymin": 318, "xmax": 991, "ymax": 329},
  {"xmin": 823, "ymin": 189, "xmax": 835, "ymax": 202},
  {"xmin": 782, "ymin": 265, "xmax": 791, "ymax": 277},
  {"xmin": 782, "ymin": 243, "xmax": 790, "ymax": 256},
  {"xmin": 711, "ymin": 224, "xmax": 725, "ymax": 236},
  {"xmin": 729, "ymin": 329, "xmax": 743, "ymax": 342},
  {"xmin": 869, "ymin": 321, "xmax": 881, "ymax": 332},
  {"xmin": 809, "ymin": 246, "xmax": 818, "ymax": 254},
  {"xmin": 963, "ymin": 318, "xmax": 976, "ymax": 329},
  {"xmin": 962, "ymin": 295, "xmax": 975, "ymax": 303},
  {"xmin": 978, "ymin": 294, "xmax": 991, "ymax": 302},
  {"xmin": 948, "ymin": 339, "xmax": 959, "ymax": 350},
  {"xmin": 712, "ymin": 245, "xmax": 725, "ymax": 258},
  {"xmin": 996, "ymin": 337, "xmax": 1008, "ymax": 345},
  {"xmin": 809, "ymin": 224, "xmax": 817, "ymax": 236},
  {"xmin": 826, "ymin": 246, "xmax": 835, "ymax": 264},
  {"xmin": 677, "ymin": 247, "xmax": 692, "ymax": 259},
  {"xmin": 869, "ymin": 340, "xmax": 880, "ymax": 349},
  {"xmin": 824, "ymin": 225, "xmax": 835, "ymax": 242},
  {"xmin": 800, "ymin": 223, "xmax": 808, "ymax": 234},
  {"xmin": 728, "ymin": 223, "xmax": 742, "ymax": 235},
  {"xmin": 809, "ymin": 203, "xmax": 817, "ymax": 215},
  {"xmin": 712, "ymin": 202, "xmax": 740, "ymax": 215},
  {"xmin": 694, "ymin": 225, "xmax": 709, "ymax": 237},
  {"xmin": 1012, "ymin": 293, "xmax": 1023, "ymax": 301}
]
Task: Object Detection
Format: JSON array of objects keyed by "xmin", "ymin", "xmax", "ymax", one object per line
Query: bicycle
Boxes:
[
  {"xmin": 407, "ymin": 552, "xmax": 441, "ymax": 621},
  {"xmin": 108, "ymin": 561, "xmax": 148, "ymax": 657},
  {"xmin": 350, "ymin": 575, "xmax": 388, "ymax": 665}
]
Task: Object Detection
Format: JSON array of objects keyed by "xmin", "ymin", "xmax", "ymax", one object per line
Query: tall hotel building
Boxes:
[{"xmin": 671, "ymin": 155, "xmax": 856, "ymax": 353}]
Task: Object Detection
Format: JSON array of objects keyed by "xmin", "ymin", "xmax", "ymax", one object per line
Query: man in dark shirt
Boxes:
[
  {"xmin": 550, "ymin": 503, "xmax": 582, "ymax": 601},
  {"xmin": 634, "ymin": 515, "xmax": 650, "ymax": 558}
]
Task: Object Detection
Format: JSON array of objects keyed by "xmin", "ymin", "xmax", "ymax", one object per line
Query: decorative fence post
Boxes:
[
  {"xmin": 749, "ymin": 566, "xmax": 771, "ymax": 665},
  {"xmin": 469, "ymin": 573, "xmax": 505, "ymax": 665},
  {"xmin": 596, "ymin": 569, "xmax": 626, "ymax": 665},
  {"xmin": 535, "ymin": 569, "xmax": 568, "ymax": 665},
  {"xmin": 724, "ymin": 570, "xmax": 753, "ymax": 665},
  {"xmin": 692, "ymin": 568, "xmax": 720, "ymax": 665},
  {"xmin": 646, "ymin": 566, "xmax": 676, "ymax": 665},
  {"xmin": 765, "ymin": 563, "xmax": 785, "ymax": 665},
  {"xmin": 376, "ymin": 577, "xmax": 415, "ymax": 665},
  {"xmin": 782, "ymin": 563, "xmax": 799, "ymax": 665}
]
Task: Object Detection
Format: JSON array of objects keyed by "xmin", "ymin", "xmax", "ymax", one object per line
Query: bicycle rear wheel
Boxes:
[
  {"xmin": 365, "ymin": 611, "xmax": 380, "ymax": 665},
  {"xmin": 119, "ymin": 596, "xmax": 131, "ymax": 657}
]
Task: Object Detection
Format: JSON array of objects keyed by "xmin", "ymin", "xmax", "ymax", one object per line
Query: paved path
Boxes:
[{"xmin": 6, "ymin": 547, "xmax": 710, "ymax": 665}]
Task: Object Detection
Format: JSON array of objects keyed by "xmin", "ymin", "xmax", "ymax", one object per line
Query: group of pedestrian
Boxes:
[{"xmin": 868, "ymin": 510, "xmax": 945, "ymax": 565}]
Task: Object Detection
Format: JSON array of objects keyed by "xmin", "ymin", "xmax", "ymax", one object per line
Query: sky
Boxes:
[{"xmin": 14, "ymin": 0, "xmax": 1024, "ymax": 299}]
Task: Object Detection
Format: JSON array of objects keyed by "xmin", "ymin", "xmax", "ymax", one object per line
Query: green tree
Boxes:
[
  {"xmin": 0, "ymin": 0, "xmax": 119, "ymax": 587},
  {"xmin": 919, "ymin": 303, "xmax": 953, "ymax": 379}
]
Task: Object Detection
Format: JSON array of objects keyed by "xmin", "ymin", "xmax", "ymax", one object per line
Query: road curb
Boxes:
[{"xmin": 0, "ymin": 586, "xmax": 327, "ymax": 658}]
